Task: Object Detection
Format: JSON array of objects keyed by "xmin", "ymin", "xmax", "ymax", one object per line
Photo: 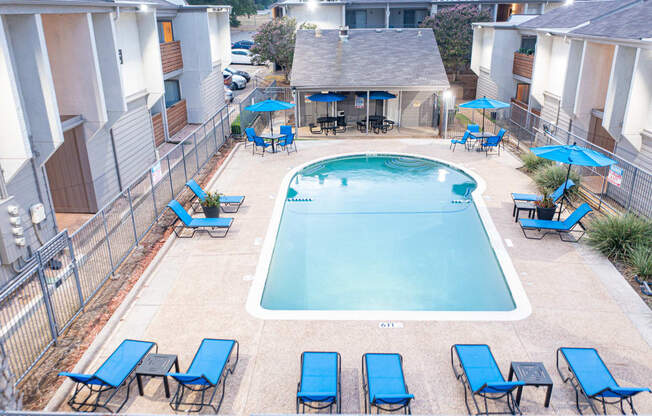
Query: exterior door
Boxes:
[
  {"xmin": 588, "ymin": 113, "xmax": 615, "ymax": 153},
  {"xmin": 45, "ymin": 127, "xmax": 96, "ymax": 213}
]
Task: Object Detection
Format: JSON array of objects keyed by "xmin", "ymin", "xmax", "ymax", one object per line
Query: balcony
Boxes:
[
  {"xmin": 512, "ymin": 52, "xmax": 534, "ymax": 79},
  {"xmin": 166, "ymin": 99, "xmax": 188, "ymax": 137},
  {"xmin": 151, "ymin": 112, "xmax": 165, "ymax": 146},
  {"xmin": 160, "ymin": 41, "xmax": 183, "ymax": 74}
]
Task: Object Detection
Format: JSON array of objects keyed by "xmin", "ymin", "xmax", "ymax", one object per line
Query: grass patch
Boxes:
[
  {"xmin": 533, "ymin": 164, "xmax": 581, "ymax": 196},
  {"xmin": 628, "ymin": 244, "xmax": 652, "ymax": 281},
  {"xmin": 587, "ymin": 214, "xmax": 652, "ymax": 262},
  {"xmin": 521, "ymin": 152, "xmax": 553, "ymax": 172},
  {"xmin": 455, "ymin": 112, "xmax": 472, "ymax": 126}
]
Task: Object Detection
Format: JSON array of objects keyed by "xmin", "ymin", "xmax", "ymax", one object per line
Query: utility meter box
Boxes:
[
  {"xmin": 0, "ymin": 196, "xmax": 26, "ymax": 265},
  {"xmin": 30, "ymin": 203, "xmax": 46, "ymax": 224}
]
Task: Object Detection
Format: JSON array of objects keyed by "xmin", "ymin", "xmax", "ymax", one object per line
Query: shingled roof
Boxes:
[
  {"xmin": 570, "ymin": 0, "xmax": 652, "ymax": 39},
  {"xmin": 519, "ymin": 0, "xmax": 638, "ymax": 29},
  {"xmin": 291, "ymin": 28, "xmax": 450, "ymax": 90}
]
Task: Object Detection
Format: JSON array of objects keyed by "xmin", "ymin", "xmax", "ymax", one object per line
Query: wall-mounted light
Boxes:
[
  {"xmin": 138, "ymin": 4, "xmax": 149, "ymax": 12},
  {"xmin": 564, "ymin": 0, "xmax": 574, "ymax": 5},
  {"xmin": 307, "ymin": 0, "xmax": 317, "ymax": 11}
]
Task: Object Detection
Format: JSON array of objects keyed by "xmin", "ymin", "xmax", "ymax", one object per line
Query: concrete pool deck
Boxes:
[{"xmin": 56, "ymin": 139, "xmax": 652, "ymax": 415}]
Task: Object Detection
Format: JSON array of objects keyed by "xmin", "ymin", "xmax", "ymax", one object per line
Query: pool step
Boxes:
[{"xmin": 384, "ymin": 157, "xmax": 435, "ymax": 170}]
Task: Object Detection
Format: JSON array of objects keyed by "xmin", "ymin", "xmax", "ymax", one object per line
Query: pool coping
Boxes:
[{"xmin": 246, "ymin": 152, "xmax": 532, "ymax": 321}]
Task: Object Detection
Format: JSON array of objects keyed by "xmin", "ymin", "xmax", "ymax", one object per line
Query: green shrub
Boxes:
[
  {"xmin": 521, "ymin": 152, "xmax": 553, "ymax": 172},
  {"xmin": 587, "ymin": 214, "xmax": 652, "ymax": 261},
  {"xmin": 231, "ymin": 114, "xmax": 241, "ymax": 135},
  {"xmin": 533, "ymin": 164, "xmax": 581, "ymax": 197},
  {"xmin": 628, "ymin": 244, "xmax": 652, "ymax": 281},
  {"xmin": 201, "ymin": 192, "xmax": 222, "ymax": 208}
]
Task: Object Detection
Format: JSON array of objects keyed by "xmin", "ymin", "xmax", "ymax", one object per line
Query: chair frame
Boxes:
[
  {"xmin": 362, "ymin": 353, "xmax": 413, "ymax": 415},
  {"xmin": 166, "ymin": 201, "xmax": 232, "ymax": 238},
  {"xmin": 252, "ymin": 136, "xmax": 272, "ymax": 157},
  {"xmin": 451, "ymin": 344, "xmax": 522, "ymax": 416},
  {"xmin": 556, "ymin": 347, "xmax": 647, "ymax": 415},
  {"xmin": 483, "ymin": 129, "xmax": 506, "ymax": 157},
  {"xmin": 520, "ymin": 204, "xmax": 590, "ymax": 242},
  {"xmin": 169, "ymin": 339, "xmax": 240, "ymax": 413},
  {"xmin": 185, "ymin": 179, "xmax": 245, "ymax": 214},
  {"xmin": 279, "ymin": 126, "xmax": 298, "ymax": 154},
  {"xmin": 450, "ymin": 131, "xmax": 470, "ymax": 152},
  {"xmin": 65, "ymin": 341, "xmax": 157, "ymax": 413},
  {"xmin": 296, "ymin": 351, "xmax": 341, "ymax": 414},
  {"xmin": 244, "ymin": 128, "xmax": 256, "ymax": 148}
]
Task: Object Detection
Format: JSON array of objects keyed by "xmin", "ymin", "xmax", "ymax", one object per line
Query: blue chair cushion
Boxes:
[
  {"xmin": 511, "ymin": 193, "xmax": 542, "ymax": 202},
  {"xmin": 220, "ymin": 196, "xmax": 244, "ymax": 204},
  {"xmin": 560, "ymin": 348, "xmax": 650, "ymax": 398},
  {"xmin": 60, "ymin": 339, "xmax": 154, "ymax": 387},
  {"xmin": 365, "ymin": 354, "xmax": 413, "ymax": 405},
  {"xmin": 298, "ymin": 352, "xmax": 338, "ymax": 403},
  {"xmin": 186, "ymin": 179, "xmax": 208, "ymax": 202},
  {"xmin": 520, "ymin": 203, "xmax": 592, "ymax": 231},
  {"xmin": 454, "ymin": 345, "xmax": 523, "ymax": 394},
  {"xmin": 168, "ymin": 200, "xmax": 193, "ymax": 225},
  {"xmin": 187, "ymin": 217, "xmax": 233, "ymax": 228},
  {"xmin": 169, "ymin": 339, "xmax": 235, "ymax": 386}
]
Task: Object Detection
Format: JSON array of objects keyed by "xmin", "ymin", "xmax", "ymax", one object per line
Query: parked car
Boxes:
[
  {"xmin": 231, "ymin": 40, "xmax": 254, "ymax": 49},
  {"xmin": 223, "ymin": 72, "xmax": 232, "ymax": 87},
  {"xmin": 224, "ymin": 70, "xmax": 246, "ymax": 90},
  {"xmin": 224, "ymin": 66, "xmax": 250, "ymax": 82},
  {"xmin": 224, "ymin": 86, "xmax": 234, "ymax": 103},
  {"xmin": 231, "ymin": 49, "xmax": 253, "ymax": 65}
]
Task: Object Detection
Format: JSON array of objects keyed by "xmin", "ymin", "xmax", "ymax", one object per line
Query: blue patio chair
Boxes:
[
  {"xmin": 167, "ymin": 200, "xmax": 233, "ymax": 238},
  {"xmin": 185, "ymin": 179, "xmax": 245, "ymax": 213},
  {"xmin": 59, "ymin": 339, "xmax": 156, "ymax": 412},
  {"xmin": 483, "ymin": 128, "xmax": 506, "ymax": 156},
  {"xmin": 451, "ymin": 344, "xmax": 525, "ymax": 416},
  {"xmin": 511, "ymin": 179, "xmax": 575, "ymax": 205},
  {"xmin": 557, "ymin": 347, "xmax": 650, "ymax": 414},
  {"xmin": 519, "ymin": 203, "xmax": 592, "ymax": 242},
  {"xmin": 450, "ymin": 130, "xmax": 471, "ymax": 152},
  {"xmin": 296, "ymin": 352, "xmax": 341, "ymax": 413},
  {"xmin": 467, "ymin": 124, "xmax": 480, "ymax": 132},
  {"xmin": 279, "ymin": 125, "xmax": 297, "ymax": 154},
  {"xmin": 168, "ymin": 338, "xmax": 239, "ymax": 413},
  {"xmin": 362, "ymin": 353, "xmax": 414, "ymax": 414},
  {"xmin": 244, "ymin": 127, "xmax": 257, "ymax": 148},
  {"xmin": 253, "ymin": 136, "xmax": 272, "ymax": 156}
]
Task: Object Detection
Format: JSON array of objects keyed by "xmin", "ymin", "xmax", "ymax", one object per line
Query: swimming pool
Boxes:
[{"xmin": 248, "ymin": 154, "xmax": 530, "ymax": 320}]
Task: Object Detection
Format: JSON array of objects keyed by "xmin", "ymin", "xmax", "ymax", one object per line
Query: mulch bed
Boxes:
[{"xmin": 20, "ymin": 141, "xmax": 236, "ymax": 410}]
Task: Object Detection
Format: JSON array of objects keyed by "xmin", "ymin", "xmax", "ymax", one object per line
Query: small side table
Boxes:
[
  {"xmin": 508, "ymin": 361, "xmax": 553, "ymax": 408},
  {"xmin": 513, "ymin": 200, "xmax": 536, "ymax": 222},
  {"xmin": 135, "ymin": 353, "xmax": 179, "ymax": 398}
]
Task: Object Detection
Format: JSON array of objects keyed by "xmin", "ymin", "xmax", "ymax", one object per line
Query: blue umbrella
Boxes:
[
  {"xmin": 356, "ymin": 91, "xmax": 397, "ymax": 100},
  {"xmin": 532, "ymin": 143, "xmax": 616, "ymax": 219},
  {"xmin": 244, "ymin": 99, "xmax": 295, "ymax": 134},
  {"xmin": 459, "ymin": 96, "xmax": 510, "ymax": 133},
  {"xmin": 307, "ymin": 93, "xmax": 346, "ymax": 119}
]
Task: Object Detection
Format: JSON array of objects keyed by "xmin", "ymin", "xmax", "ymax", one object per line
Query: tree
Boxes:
[
  {"xmin": 421, "ymin": 5, "xmax": 492, "ymax": 80},
  {"xmin": 187, "ymin": 0, "xmax": 256, "ymax": 27},
  {"xmin": 250, "ymin": 17, "xmax": 297, "ymax": 80}
]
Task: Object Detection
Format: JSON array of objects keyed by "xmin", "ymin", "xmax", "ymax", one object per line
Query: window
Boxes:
[
  {"xmin": 515, "ymin": 83, "xmax": 530, "ymax": 105},
  {"xmin": 164, "ymin": 80, "xmax": 181, "ymax": 108},
  {"xmin": 157, "ymin": 21, "xmax": 174, "ymax": 43},
  {"xmin": 520, "ymin": 36, "xmax": 536, "ymax": 52}
]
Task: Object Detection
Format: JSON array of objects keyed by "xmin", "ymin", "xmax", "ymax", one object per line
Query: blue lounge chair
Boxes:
[
  {"xmin": 168, "ymin": 338, "xmax": 239, "ymax": 413},
  {"xmin": 244, "ymin": 127, "xmax": 257, "ymax": 148},
  {"xmin": 451, "ymin": 344, "xmax": 524, "ymax": 416},
  {"xmin": 468, "ymin": 124, "xmax": 480, "ymax": 133},
  {"xmin": 253, "ymin": 136, "xmax": 272, "ymax": 156},
  {"xmin": 557, "ymin": 347, "xmax": 650, "ymax": 414},
  {"xmin": 279, "ymin": 125, "xmax": 297, "ymax": 154},
  {"xmin": 185, "ymin": 179, "xmax": 245, "ymax": 213},
  {"xmin": 450, "ymin": 130, "xmax": 471, "ymax": 152},
  {"xmin": 519, "ymin": 203, "xmax": 592, "ymax": 242},
  {"xmin": 511, "ymin": 180, "xmax": 575, "ymax": 204},
  {"xmin": 362, "ymin": 353, "xmax": 414, "ymax": 414},
  {"xmin": 167, "ymin": 200, "xmax": 233, "ymax": 238},
  {"xmin": 59, "ymin": 339, "xmax": 156, "ymax": 412},
  {"xmin": 483, "ymin": 128, "xmax": 506, "ymax": 156},
  {"xmin": 296, "ymin": 351, "xmax": 341, "ymax": 413}
]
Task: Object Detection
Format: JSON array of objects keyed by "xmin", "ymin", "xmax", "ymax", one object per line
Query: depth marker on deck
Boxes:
[{"xmin": 504, "ymin": 238, "xmax": 514, "ymax": 247}]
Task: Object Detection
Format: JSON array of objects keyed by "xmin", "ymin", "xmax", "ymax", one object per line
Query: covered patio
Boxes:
[{"xmin": 290, "ymin": 28, "xmax": 450, "ymax": 137}]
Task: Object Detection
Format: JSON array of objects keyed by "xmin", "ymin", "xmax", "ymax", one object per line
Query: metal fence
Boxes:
[
  {"xmin": 238, "ymin": 83, "xmax": 295, "ymax": 131},
  {"xmin": 450, "ymin": 103, "xmax": 652, "ymax": 218},
  {"xmin": 0, "ymin": 104, "xmax": 231, "ymax": 385}
]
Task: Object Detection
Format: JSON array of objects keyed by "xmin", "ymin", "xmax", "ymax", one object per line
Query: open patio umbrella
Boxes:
[
  {"xmin": 307, "ymin": 93, "xmax": 346, "ymax": 118},
  {"xmin": 244, "ymin": 99, "xmax": 295, "ymax": 134},
  {"xmin": 531, "ymin": 143, "xmax": 616, "ymax": 219},
  {"xmin": 458, "ymin": 96, "xmax": 510, "ymax": 133},
  {"xmin": 356, "ymin": 91, "xmax": 397, "ymax": 100}
]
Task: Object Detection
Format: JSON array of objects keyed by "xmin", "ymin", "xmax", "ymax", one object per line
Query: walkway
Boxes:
[{"xmin": 58, "ymin": 139, "xmax": 652, "ymax": 415}]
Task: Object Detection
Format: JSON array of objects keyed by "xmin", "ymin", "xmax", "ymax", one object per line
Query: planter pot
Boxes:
[
  {"xmin": 202, "ymin": 205, "xmax": 220, "ymax": 218},
  {"xmin": 536, "ymin": 206, "xmax": 556, "ymax": 221}
]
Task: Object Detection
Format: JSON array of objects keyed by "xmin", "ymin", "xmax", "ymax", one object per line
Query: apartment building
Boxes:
[
  {"xmin": 470, "ymin": 0, "xmax": 652, "ymax": 170},
  {"xmin": 0, "ymin": 0, "xmax": 230, "ymax": 286},
  {"xmin": 271, "ymin": 0, "xmax": 563, "ymax": 29}
]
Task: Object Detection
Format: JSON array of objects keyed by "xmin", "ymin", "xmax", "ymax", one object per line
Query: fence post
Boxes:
[
  {"xmin": 212, "ymin": 116, "xmax": 218, "ymax": 152},
  {"xmin": 166, "ymin": 155, "xmax": 174, "ymax": 200},
  {"xmin": 220, "ymin": 107, "xmax": 226, "ymax": 146},
  {"xmin": 181, "ymin": 142, "xmax": 188, "ymax": 182},
  {"xmin": 66, "ymin": 231, "xmax": 85, "ymax": 306},
  {"xmin": 36, "ymin": 254, "xmax": 59, "ymax": 342},
  {"xmin": 126, "ymin": 188, "xmax": 139, "ymax": 243},
  {"xmin": 149, "ymin": 168, "xmax": 157, "ymax": 215},
  {"xmin": 626, "ymin": 168, "xmax": 638, "ymax": 212},
  {"xmin": 193, "ymin": 133, "xmax": 200, "ymax": 175},
  {"xmin": 101, "ymin": 210, "xmax": 115, "ymax": 274}
]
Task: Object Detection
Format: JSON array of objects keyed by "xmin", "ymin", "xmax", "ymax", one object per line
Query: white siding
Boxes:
[
  {"xmin": 115, "ymin": 12, "xmax": 146, "ymax": 97},
  {"xmin": 200, "ymin": 64, "xmax": 226, "ymax": 122},
  {"xmin": 476, "ymin": 68, "xmax": 499, "ymax": 100},
  {"xmin": 287, "ymin": 4, "xmax": 343, "ymax": 28}
]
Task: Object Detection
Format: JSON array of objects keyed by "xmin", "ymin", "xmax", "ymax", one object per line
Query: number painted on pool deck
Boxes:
[{"xmin": 379, "ymin": 322, "xmax": 404, "ymax": 329}]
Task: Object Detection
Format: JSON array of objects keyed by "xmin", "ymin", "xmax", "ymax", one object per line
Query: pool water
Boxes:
[{"xmin": 261, "ymin": 155, "xmax": 516, "ymax": 311}]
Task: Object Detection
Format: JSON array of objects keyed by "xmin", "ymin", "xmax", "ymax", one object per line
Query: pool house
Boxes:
[{"xmin": 291, "ymin": 28, "xmax": 450, "ymax": 136}]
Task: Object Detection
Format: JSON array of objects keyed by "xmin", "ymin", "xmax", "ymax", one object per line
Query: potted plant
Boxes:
[
  {"xmin": 535, "ymin": 191, "xmax": 557, "ymax": 221},
  {"xmin": 201, "ymin": 192, "xmax": 222, "ymax": 218}
]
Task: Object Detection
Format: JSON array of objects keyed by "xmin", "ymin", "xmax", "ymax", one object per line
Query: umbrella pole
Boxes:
[
  {"xmin": 482, "ymin": 108, "xmax": 486, "ymax": 133},
  {"xmin": 558, "ymin": 163, "xmax": 572, "ymax": 221},
  {"xmin": 269, "ymin": 112, "xmax": 273, "ymax": 134}
]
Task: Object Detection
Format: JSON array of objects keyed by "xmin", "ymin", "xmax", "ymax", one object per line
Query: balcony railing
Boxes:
[
  {"xmin": 166, "ymin": 99, "xmax": 188, "ymax": 137},
  {"xmin": 512, "ymin": 52, "xmax": 534, "ymax": 79},
  {"xmin": 160, "ymin": 40, "xmax": 183, "ymax": 74}
]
